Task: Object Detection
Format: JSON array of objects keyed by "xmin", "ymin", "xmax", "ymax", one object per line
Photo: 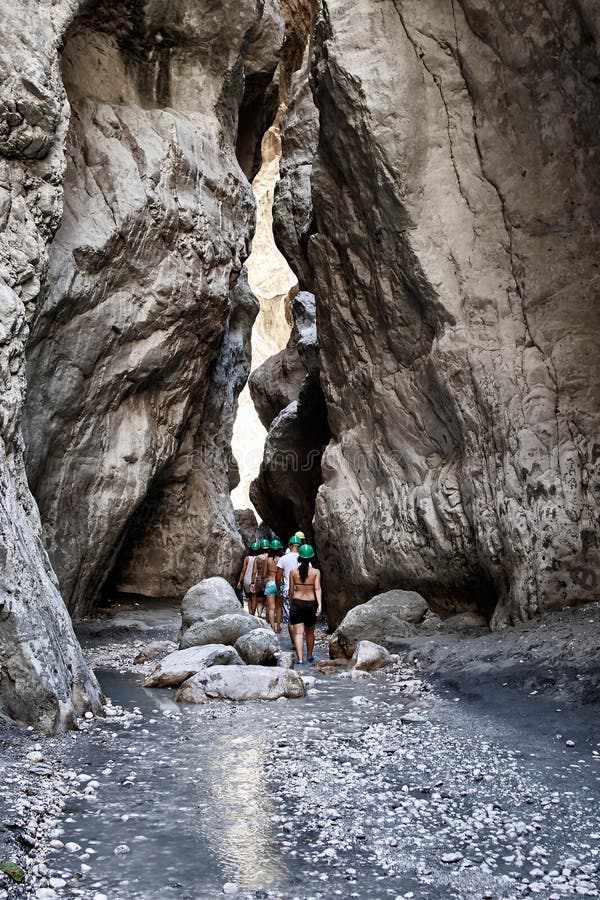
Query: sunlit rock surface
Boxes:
[
  {"xmin": 231, "ymin": 125, "xmax": 297, "ymax": 514},
  {"xmin": 0, "ymin": 0, "xmax": 102, "ymax": 731},
  {"xmin": 23, "ymin": 1, "xmax": 280, "ymax": 617},
  {"xmin": 282, "ymin": 0, "xmax": 600, "ymax": 628}
]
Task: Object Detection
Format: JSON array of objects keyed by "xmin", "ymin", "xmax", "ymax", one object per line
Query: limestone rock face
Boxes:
[
  {"xmin": 109, "ymin": 272, "xmax": 259, "ymax": 601},
  {"xmin": 249, "ymin": 291, "xmax": 315, "ymax": 430},
  {"xmin": 0, "ymin": 1, "xmax": 102, "ymax": 732},
  {"xmin": 273, "ymin": 37, "xmax": 319, "ymax": 291},
  {"xmin": 175, "ymin": 664, "xmax": 307, "ymax": 703},
  {"xmin": 329, "ymin": 590, "xmax": 429, "ymax": 659},
  {"xmin": 235, "ymin": 508, "xmax": 259, "ymax": 549},
  {"xmin": 250, "ymin": 293, "xmax": 330, "ymax": 542},
  {"xmin": 22, "ymin": 0, "xmax": 280, "ymax": 618},
  {"xmin": 306, "ymin": 0, "xmax": 600, "ymax": 628}
]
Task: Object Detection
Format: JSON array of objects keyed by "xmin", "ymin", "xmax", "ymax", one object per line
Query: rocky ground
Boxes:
[
  {"xmin": 0, "ymin": 601, "xmax": 598, "ymax": 899},
  {"xmin": 400, "ymin": 602, "xmax": 600, "ymax": 706}
]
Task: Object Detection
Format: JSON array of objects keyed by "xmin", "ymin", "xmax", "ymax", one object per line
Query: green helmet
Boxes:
[
  {"xmin": 288, "ymin": 535, "xmax": 301, "ymax": 546},
  {"xmin": 260, "ymin": 539, "xmax": 270, "ymax": 549},
  {"xmin": 270, "ymin": 539, "xmax": 283, "ymax": 550},
  {"xmin": 250, "ymin": 541, "xmax": 260, "ymax": 550},
  {"xmin": 298, "ymin": 543, "xmax": 315, "ymax": 559}
]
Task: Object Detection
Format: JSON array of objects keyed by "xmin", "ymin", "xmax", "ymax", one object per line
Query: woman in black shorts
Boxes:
[{"xmin": 289, "ymin": 544, "xmax": 322, "ymax": 664}]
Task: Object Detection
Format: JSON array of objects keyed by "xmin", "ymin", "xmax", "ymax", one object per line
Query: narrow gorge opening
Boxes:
[{"xmin": 230, "ymin": 125, "xmax": 297, "ymax": 522}]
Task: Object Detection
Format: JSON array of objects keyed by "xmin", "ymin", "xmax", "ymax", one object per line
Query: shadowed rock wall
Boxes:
[{"xmin": 307, "ymin": 0, "xmax": 600, "ymax": 628}]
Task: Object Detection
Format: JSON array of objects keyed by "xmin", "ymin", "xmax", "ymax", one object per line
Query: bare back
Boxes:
[
  {"xmin": 265, "ymin": 556, "xmax": 280, "ymax": 580},
  {"xmin": 290, "ymin": 565, "xmax": 319, "ymax": 600}
]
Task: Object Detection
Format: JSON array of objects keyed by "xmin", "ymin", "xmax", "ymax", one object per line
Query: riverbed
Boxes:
[{"xmin": 2, "ymin": 603, "xmax": 599, "ymax": 900}]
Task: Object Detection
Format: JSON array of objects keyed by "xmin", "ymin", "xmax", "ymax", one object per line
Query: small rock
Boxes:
[
  {"xmin": 441, "ymin": 852, "xmax": 464, "ymax": 864},
  {"xmin": 223, "ymin": 883, "xmax": 238, "ymax": 895},
  {"xmin": 26, "ymin": 751, "xmax": 44, "ymax": 763},
  {"xmin": 113, "ymin": 844, "xmax": 130, "ymax": 855}
]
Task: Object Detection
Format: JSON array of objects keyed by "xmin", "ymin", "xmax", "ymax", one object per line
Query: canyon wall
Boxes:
[
  {"xmin": 0, "ymin": 0, "xmax": 286, "ymax": 729},
  {"xmin": 275, "ymin": 0, "xmax": 600, "ymax": 627},
  {"xmin": 23, "ymin": 0, "xmax": 283, "ymax": 619},
  {"xmin": 0, "ymin": 0, "xmax": 102, "ymax": 730},
  {"xmin": 250, "ymin": 290, "xmax": 330, "ymax": 542}
]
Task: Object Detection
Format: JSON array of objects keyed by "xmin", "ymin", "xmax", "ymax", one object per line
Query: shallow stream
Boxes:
[{"xmin": 45, "ymin": 619, "xmax": 600, "ymax": 900}]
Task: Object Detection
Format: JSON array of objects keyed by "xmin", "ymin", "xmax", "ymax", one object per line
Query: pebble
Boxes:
[
  {"xmin": 222, "ymin": 883, "xmax": 238, "ymax": 895},
  {"xmin": 64, "ymin": 842, "xmax": 81, "ymax": 852},
  {"xmin": 113, "ymin": 844, "xmax": 131, "ymax": 855}
]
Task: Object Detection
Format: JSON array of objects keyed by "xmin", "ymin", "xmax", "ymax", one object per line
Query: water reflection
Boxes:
[{"xmin": 194, "ymin": 729, "xmax": 288, "ymax": 888}]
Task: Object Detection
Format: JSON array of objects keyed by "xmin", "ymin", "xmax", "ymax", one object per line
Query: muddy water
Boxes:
[{"xmin": 48, "ymin": 628, "xmax": 600, "ymax": 900}]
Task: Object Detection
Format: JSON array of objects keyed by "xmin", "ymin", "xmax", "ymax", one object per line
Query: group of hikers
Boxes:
[{"xmin": 237, "ymin": 532, "xmax": 322, "ymax": 664}]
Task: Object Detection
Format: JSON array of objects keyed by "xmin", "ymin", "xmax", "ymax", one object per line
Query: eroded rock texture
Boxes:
[
  {"xmin": 23, "ymin": 0, "xmax": 280, "ymax": 618},
  {"xmin": 306, "ymin": 0, "xmax": 600, "ymax": 627},
  {"xmin": 250, "ymin": 292, "xmax": 330, "ymax": 542},
  {"xmin": 273, "ymin": 25, "xmax": 318, "ymax": 291},
  {"xmin": 0, "ymin": 1, "xmax": 102, "ymax": 730}
]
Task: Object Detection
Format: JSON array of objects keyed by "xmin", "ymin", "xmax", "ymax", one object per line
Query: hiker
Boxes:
[
  {"xmin": 262, "ymin": 539, "xmax": 283, "ymax": 631},
  {"xmin": 276, "ymin": 535, "xmax": 301, "ymax": 639},
  {"xmin": 251, "ymin": 539, "xmax": 271, "ymax": 618},
  {"xmin": 289, "ymin": 544, "xmax": 321, "ymax": 664},
  {"xmin": 238, "ymin": 541, "xmax": 260, "ymax": 613}
]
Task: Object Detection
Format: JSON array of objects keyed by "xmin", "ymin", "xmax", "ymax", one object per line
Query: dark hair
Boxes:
[
  {"xmin": 268, "ymin": 548, "xmax": 280, "ymax": 560},
  {"xmin": 299, "ymin": 558, "xmax": 310, "ymax": 583}
]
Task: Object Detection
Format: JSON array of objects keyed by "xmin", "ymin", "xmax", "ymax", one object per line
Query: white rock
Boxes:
[
  {"xmin": 144, "ymin": 644, "xmax": 245, "ymax": 688},
  {"xmin": 26, "ymin": 750, "xmax": 44, "ymax": 762},
  {"xmin": 348, "ymin": 639, "xmax": 392, "ymax": 672},
  {"xmin": 175, "ymin": 665, "xmax": 307, "ymax": 703},
  {"xmin": 113, "ymin": 844, "xmax": 131, "ymax": 855},
  {"xmin": 441, "ymin": 852, "xmax": 464, "ymax": 864}
]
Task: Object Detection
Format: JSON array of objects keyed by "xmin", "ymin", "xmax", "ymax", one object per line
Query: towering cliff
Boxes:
[
  {"xmin": 0, "ymin": 0, "xmax": 102, "ymax": 731},
  {"xmin": 0, "ymin": 0, "xmax": 287, "ymax": 729},
  {"xmin": 22, "ymin": 0, "xmax": 284, "ymax": 618},
  {"xmin": 277, "ymin": 0, "xmax": 600, "ymax": 628}
]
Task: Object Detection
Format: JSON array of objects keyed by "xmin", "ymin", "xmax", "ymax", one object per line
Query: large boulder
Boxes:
[
  {"xmin": 179, "ymin": 613, "xmax": 268, "ymax": 650},
  {"xmin": 181, "ymin": 577, "xmax": 241, "ymax": 632},
  {"xmin": 175, "ymin": 665, "xmax": 307, "ymax": 703},
  {"xmin": 235, "ymin": 629, "xmax": 280, "ymax": 665},
  {"xmin": 143, "ymin": 645, "xmax": 244, "ymax": 688},
  {"xmin": 349, "ymin": 640, "xmax": 392, "ymax": 673},
  {"xmin": 330, "ymin": 590, "xmax": 429, "ymax": 659}
]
